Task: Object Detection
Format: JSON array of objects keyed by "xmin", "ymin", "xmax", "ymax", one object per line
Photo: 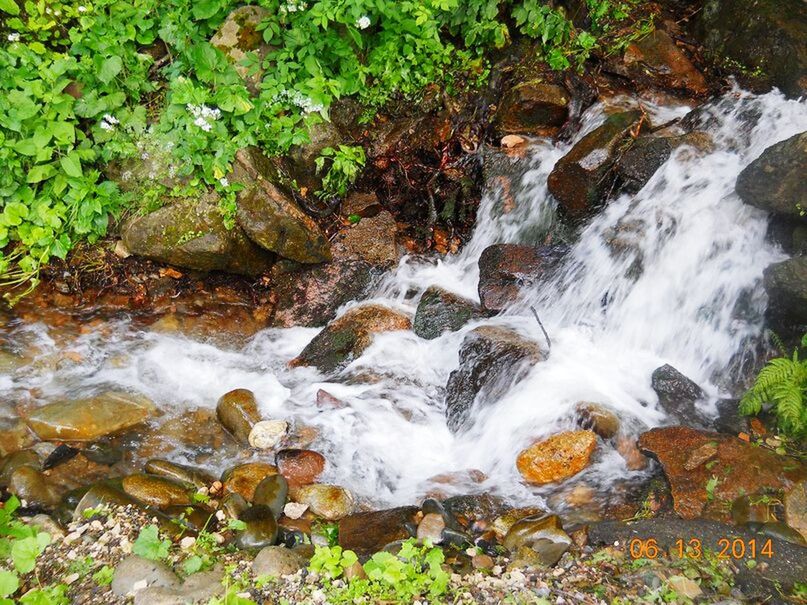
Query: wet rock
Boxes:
[
  {"xmin": 413, "ymin": 286, "xmax": 485, "ymax": 340},
  {"xmin": 286, "ymin": 122, "xmax": 344, "ymax": 195},
  {"xmin": 731, "ymin": 494, "xmax": 776, "ymax": 525},
  {"xmin": 231, "ymin": 147, "xmax": 331, "ymax": 264},
  {"xmin": 210, "ymin": 6, "xmax": 271, "ymax": 92},
  {"xmin": 574, "ymin": 402, "xmax": 620, "ymax": 439},
  {"xmin": 269, "ymin": 259, "xmax": 386, "ymax": 328},
  {"xmin": 73, "ymin": 483, "xmax": 143, "ymax": 521},
  {"xmin": 684, "ymin": 441, "xmax": 719, "ymax": 471},
  {"xmin": 547, "ymin": 110, "xmax": 646, "ymax": 219},
  {"xmin": 758, "ymin": 521, "xmax": 807, "ymax": 546},
  {"xmin": 221, "ymin": 493, "xmax": 249, "ymax": 520},
  {"xmin": 25, "ymin": 391, "xmax": 155, "ymax": 442},
  {"xmin": 139, "ymin": 408, "xmax": 236, "ymax": 462},
  {"xmin": 332, "ymin": 193, "xmax": 399, "ymax": 266},
  {"xmin": 0, "ymin": 449, "xmax": 40, "ymax": 486},
  {"xmin": 111, "ymin": 555, "xmax": 179, "ymax": 597},
  {"xmin": 236, "ymin": 505, "xmax": 279, "ymax": 550},
  {"xmin": 445, "ymin": 326, "xmax": 545, "ymax": 433},
  {"xmin": 650, "ymin": 364, "xmax": 708, "ymax": 424},
  {"xmin": 121, "ymin": 474, "xmax": 192, "ymax": 509},
  {"xmin": 517, "ymin": 430, "xmax": 598, "ymax": 485},
  {"xmin": 695, "ymin": 0, "xmax": 807, "ymax": 97},
  {"xmin": 0, "ymin": 419, "xmax": 35, "ymax": 457},
  {"xmin": 276, "ymin": 449, "xmax": 326, "ymax": 485},
  {"xmin": 736, "ymin": 132, "xmax": 806, "ymax": 218},
  {"xmin": 293, "ymin": 484, "xmax": 354, "ymax": 520},
  {"xmin": 145, "ymin": 460, "xmax": 215, "ymax": 491},
  {"xmin": 784, "ymin": 480, "xmax": 807, "ymax": 541},
  {"xmin": 248, "ymin": 420, "xmax": 288, "ymax": 450},
  {"xmin": 216, "ymin": 389, "xmax": 261, "ymax": 444},
  {"xmin": 252, "ymin": 545, "xmax": 308, "ymax": 577},
  {"xmin": 222, "ymin": 462, "xmax": 278, "ymax": 502},
  {"xmin": 637, "ymin": 426, "xmax": 806, "ymax": 519},
  {"xmin": 166, "ymin": 505, "xmax": 217, "ymax": 533},
  {"xmin": 491, "ymin": 507, "xmax": 546, "ymax": 540},
  {"xmin": 290, "ymin": 304, "xmax": 411, "ymax": 374},
  {"xmin": 82, "ymin": 442, "xmax": 124, "ymax": 466},
  {"xmin": 477, "ymin": 244, "xmax": 566, "ymax": 312},
  {"xmin": 338, "ymin": 506, "xmax": 418, "ymax": 556},
  {"xmin": 253, "ymin": 474, "xmax": 288, "ymax": 518},
  {"xmin": 416, "ymin": 513, "xmax": 446, "ymax": 545},
  {"xmin": 494, "ymin": 81, "xmax": 570, "ymax": 136},
  {"xmin": 8, "ymin": 467, "xmax": 60, "ymax": 509},
  {"xmin": 763, "ymin": 257, "xmax": 807, "ymax": 332},
  {"xmin": 442, "ymin": 494, "xmax": 510, "ymax": 526},
  {"xmin": 122, "ymin": 193, "xmax": 272, "ymax": 275},
  {"xmin": 621, "ymin": 30, "xmax": 707, "ymax": 95},
  {"xmin": 503, "ymin": 514, "xmax": 571, "ymax": 567}
]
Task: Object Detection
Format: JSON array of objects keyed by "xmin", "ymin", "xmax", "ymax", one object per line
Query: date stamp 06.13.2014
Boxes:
[{"xmin": 627, "ymin": 537, "xmax": 775, "ymax": 560}]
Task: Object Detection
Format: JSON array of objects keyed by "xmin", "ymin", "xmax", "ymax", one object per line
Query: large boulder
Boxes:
[
  {"xmin": 121, "ymin": 193, "xmax": 273, "ymax": 275},
  {"xmin": 516, "ymin": 430, "xmax": 598, "ymax": 485},
  {"xmin": 650, "ymin": 364, "xmax": 710, "ymax": 426},
  {"xmin": 413, "ymin": 286, "xmax": 485, "ymax": 340},
  {"xmin": 477, "ymin": 244, "xmax": 566, "ymax": 312},
  {"xmin": 763, "ymin": 257, "xmax": 807, "ymax": 331},
  {"xmin": 694, "ymin": 0, "xmax": 807, "ymax": 97},
  {"xmin": 638, "ymin": 426, "xmax": 807, "ymax": 520},
  {"xmin": 445, "ymin": 326, "xmax": 546, "ymax": 432},
  {"xmin": 494, "ymin": 81, "xmax": 570, "ymax": 136},
  {"xmin": 230, "ymin": 147, "xmax": 331, "ymax": 264},
  {"xmin": 25, "ymin": 392, "xmax": 155, "ymax": 441},
  {"xmin": 736, "ymin": 132, "xmax": 807, "ymax": 219},
  {"xmin": 621, "ymin": 30, "xmax": 707, "ymax": 95},
  {"xmin": 290, "ymin": 304, "xmax": 411, "ymax": 374},
  {"xmin": 547, "ymin": 110, "xmax": 646, "ymax": 219}
]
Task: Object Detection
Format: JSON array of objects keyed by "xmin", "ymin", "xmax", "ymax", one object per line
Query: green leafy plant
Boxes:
[
  {"xmin": 0, "ymin": 496, "xmax": 55, "ymax": 602},
  {"xmin": 309, "ymin": 539, "xmax": 449, "ymax": 604},
  {"xmin": 132, "ymin": 525, "xmax": 172, "ymax": 561},
  {"xmin": 315, "ymin": 145, "xmax": 366, "ymax": 199},
  {"xmin": 92, "ymin": 565, "xmax": 114, "ymax": 586},
  {"xmin": 740, "ymin": 333, "xmax": 807, "ymax": 438}
]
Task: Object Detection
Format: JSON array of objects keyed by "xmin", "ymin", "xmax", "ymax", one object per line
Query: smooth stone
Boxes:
[
  {"xmin": 0, "ymin": 419, "xmax": 36, "ymax": 457},
  {"xmin": 416, "ymin": 513, "xmax": 446, "ymax": 545},
  {"xmin": 503, "ymin": 514, "xmax": 571, "ymax": 566},
  {"xmin": 494, "ymin": 81, "xmax": 570, "ymax": 136},
  {"xmin": 221, "ymin": 493, "xmax": 249, "ymax": 520},
  {"xmin": 222, "ymin": 462, "xmax": 278, "ymax": 502},
  {"xmin": 574, "ymin": 402, "xmax": 620, "ymax": 439},
  {"xmin": 516, "ymin": 431, "xmax": 598, "ymax": 485},
  {"xmin": 758, "ymin": 521, "xmax": 807, "ymax": 546},
  {"xmin": 252, "ymin": 545, "xmax": 308, "ymax": 577},
  {"xmin": 145, "ymin": 459, "xmax": 215, "ymax": 491},
  {"xmin": 72, "ymin": 483, "xmax": 143, "ymax": 521},
  {"xmin": 81, "ymin": 442, "xmax": 124, "ymax": 466},
  {"xmin": 276, "ymin": 449, "xmax": 326, "ymax": 485},
  {"xmin": 133, "ymin": 568, "xmax": 225, "ymax": 605},
  {"xmin": 236, "ymin": 505, "xmax": 278, "ymax": 550},
  {"xmin": 293, "ymin": 484, "xmax": 354, "ymax": 520},
  {"xmin": 111, "ymin": 555, "xmax": 180, "ymax": 596},
  {"xmin": 491, "ymin": 507, "xmax": 547, "ymax": 540},
  {"xmin": 122, "ymin": 474, "xmax": 192, "ymax": 509},
  {"xmin": 25, "ymin": 391, "xmax": 155, "ymax": 442},
  {"xmin": 248, "ymin": 420, "xmax": 288, "ymax": 450},
  {"xmin": 412, "ymin": 286, "xmax": 485, "ymax": 340},
  {"xmin": 338, "ymin": 506, "xmax": 418, "ymax": 556},
  {"xmin": 0, "ymin": 449, "xmax": 41, "ymax": 486},
  {"xmin": 253, "ymin": 474, "xmax": 289, "ymax": 518},
  {"xmin": 8, "ymin": 466, "xmax": 60, "ymax": 509},
  {"xmin": 216, "ymin": 389, "xmax": 261, "ymax": 444},
  {"xmin": 442, "ymin": 494, "xmax": 510, "ymax": 526}
]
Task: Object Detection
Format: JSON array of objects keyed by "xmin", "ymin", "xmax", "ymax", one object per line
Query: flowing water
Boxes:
[{"xmin": 3, "ymin": 89, "xmax": 807, "ymax": 512}]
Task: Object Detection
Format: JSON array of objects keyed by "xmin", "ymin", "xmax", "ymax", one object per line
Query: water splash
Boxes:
[{"xmin": 3, "ymin": 89, "xmax": 806, "ymax": 509}]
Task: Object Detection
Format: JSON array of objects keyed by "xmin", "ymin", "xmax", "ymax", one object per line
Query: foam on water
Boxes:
[{"xmin": 4, "ymin": 89, "xmax": 806, "ymax": 508}]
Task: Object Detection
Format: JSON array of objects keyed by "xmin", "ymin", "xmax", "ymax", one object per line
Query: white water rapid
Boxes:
[{"xmin": 5, "ymin": 88, "xmax": 807, "ymax": 511}]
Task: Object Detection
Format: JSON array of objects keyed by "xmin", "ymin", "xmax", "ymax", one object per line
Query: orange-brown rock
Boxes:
[
  {"xmin": 122, "ymin": 474, "xmax": 192, "ymax": 508},
  {"xmin": 276, "ymin": 449, "xmax": 326, "ymax": 486},
  {"xmin": 638, "ymin": 426, "xmax": 807, "ymax": 520},
  {"xmin": 222, "ymin": 462, "xmax": 278, "ymax": 502},
  {"xmin": 516, "ymin": 430, "xmax": 597, "ymax": 485}
]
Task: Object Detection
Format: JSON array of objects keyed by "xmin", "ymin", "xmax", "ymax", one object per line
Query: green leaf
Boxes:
[
  {"xmin": 27, "ymin": 164, "xmax": 57, "ymax": 184},
  {"xmin": 60, "ymin": 152, "xmax": 83, "ymax": 178},
  {"xmin": 98, "ymin": 56, "xmax": 123, "ymax": 84},
  {"xmin": 132, "ymin": 525, "xmax": 170, "ymax": 561},
  {"xmin": 11, "ymin": 533, "xmax": 50, "ymax": 574},
  {"xmin": 0, "ymin": 0, "xmax": 19, "ymax": 15},
  {"xmin": 0, "ymin": 570, "xmax": 19, "ymax": 597}
]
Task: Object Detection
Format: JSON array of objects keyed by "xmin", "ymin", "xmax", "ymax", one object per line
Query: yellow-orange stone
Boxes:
[{"xmin": 516, "ymin": 430, "xmax": 597, "ymax": 485}]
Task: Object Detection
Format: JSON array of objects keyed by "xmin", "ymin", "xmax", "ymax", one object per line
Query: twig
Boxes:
[{"xmin": 530, "ymin": 306, "xmax": 552, "ymax": 351}]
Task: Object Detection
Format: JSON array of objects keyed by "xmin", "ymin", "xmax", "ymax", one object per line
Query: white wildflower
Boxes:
[
  {"xmin": 194, "ymin": 116, "xmax": 212, "ymax": 132},
  {"xmin": 99, "ymin": 114, "xmax": 119, "ymax": 132},
  {"xmin": 219, "ymin": 177, "xmax": 229, "ymax": 187},
  {"xmin": 102, "ymin": 113, "xmax": 119, "ymax": 125},
  {"xmin": 99, "ymin": 121, "xmax": 114, "ymax": 132},
  {"xmin": 7, "ymin": 33, "xmax": 20, "ymax": 43},
  {"xmin": 120, "ymin": 170, "xmax": 133, "ymax": 182},
  {"xmin": 187, "ymin": 104, "xmax": 220, "ymax": 131},
  {"xmin": 140, "ymin": 151, "xmax": 150, "ymax": 160},
  {"xmin": 77, "ymin": 5, "xmax": 87, "ymax": 11},
  {"xmin": 356, "ymin": 15, "xmax": 370, "ymax": 30}
]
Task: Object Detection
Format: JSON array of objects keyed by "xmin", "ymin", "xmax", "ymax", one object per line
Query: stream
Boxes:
[{"xmin": 4, "ymin": 88, "xmax": 807, "ymax": 514}]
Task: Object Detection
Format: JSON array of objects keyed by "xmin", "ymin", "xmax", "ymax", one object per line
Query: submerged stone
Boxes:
[
  {"xmin": 276, "ymin": 449, "xmax": 326, "ymax": 486},
  {"xmin": 413, "ymin": 286, "xmax": 484, "ymax": 340},
  {"xmin": 25, "ymin": 392, "xmax": 155, "ymax": 442}
]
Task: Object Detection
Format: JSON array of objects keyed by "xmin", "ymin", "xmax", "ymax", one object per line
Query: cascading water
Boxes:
[{"xmin": 4, "ymin": 88, "xmax": 806, "ymax": 511}]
